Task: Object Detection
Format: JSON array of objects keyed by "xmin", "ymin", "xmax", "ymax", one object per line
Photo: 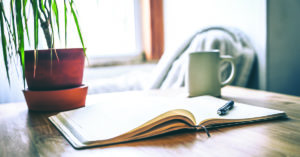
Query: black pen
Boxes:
[{"xmin": 217, "ymin": 100, "xmax": 234, "ymax": 115}]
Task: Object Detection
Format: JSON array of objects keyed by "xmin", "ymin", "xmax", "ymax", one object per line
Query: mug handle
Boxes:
[{"xmin": 220, "ymin": 55, "xmax": 236, "ymax": 87}]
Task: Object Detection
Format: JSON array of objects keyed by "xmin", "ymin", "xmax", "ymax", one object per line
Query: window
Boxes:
[{"xmin": 66, "ymin": 0, "xmax": 142, "ymax": 60}]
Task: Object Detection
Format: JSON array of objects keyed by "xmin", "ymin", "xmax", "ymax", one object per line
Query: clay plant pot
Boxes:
[
  {"xmin": 25, "ymin": 48, "xmax": 85, "ymax": 90},
  {"xmin": 23, "ymin": 85, "xmax": 88, "ymax": 111}
]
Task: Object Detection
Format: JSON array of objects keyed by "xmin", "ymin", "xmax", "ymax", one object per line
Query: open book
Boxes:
[{"xmin": 49, "ymin": 90, "xmax": 286, "ymax": 149}]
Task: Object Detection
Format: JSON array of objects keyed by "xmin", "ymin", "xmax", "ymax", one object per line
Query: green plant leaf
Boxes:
[
  {"xmin": 52, "ymin": 0, "xmax": 60, "ymax": 39},
  {"xmin": 1, "ymin": 0, "xmax": 87, "ymax": 88},
  {"xmin": 31, "ymin": 0, "xmax": 39, "ymax": 49},
  {"xmin": 30, "ymin": 0, "xmax": 39, "ymax": 78},
  {"xmin": 48, "ymin": 0, "xmax": 60, "ymax": 64},
  {"xmin": 2, "ymin": 6, "xmax": 13, "ymax": 37},
  {"xmin": 64, "ymin": 0, "xmax": 67, "ymax": 47},
  {"xmin": 40, "ymin": 0, "xmax": 46, "ymax": 12},
  {"xmin": 0, "ymin": 2, "xmax": 11, "ymax": 85},
  {"xmin": 48, "ymin": 0, "xmax": 54, "ymax": 49},
  {"xmin": 23, "ymin": 0, "xmax": 30, "ymax": 46},
  {"xmin": 69, "ymin": 0, "xmax": 86, "ymax": 56},
  {"xmin": 15, "ymin": 0, "xmax": 25, "ymax": 88},
  {"xmin": 2, "ymin": 2, "xmax": 15, "ymax": 52},
  {"xmin": 43, "ymin": 0, "xmax": 47, "ymax": 11},
  {"xmin": 10, "ymin": 0, "xmax": 17, "ymax": 49},
  {"xmin": 3, "ymin": 1, "xmax": 21, "ymax": 81}
]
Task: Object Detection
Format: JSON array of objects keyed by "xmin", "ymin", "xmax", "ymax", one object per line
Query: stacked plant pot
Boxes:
[{"xmin": 23, "ymin": 48, "xmax": 88, "ymax": 111}]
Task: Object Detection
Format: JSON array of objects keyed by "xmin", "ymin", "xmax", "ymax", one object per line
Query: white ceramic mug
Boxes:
[{"xmin": 186, "ymin": 50, "xmax": 236, "ymax": 97}]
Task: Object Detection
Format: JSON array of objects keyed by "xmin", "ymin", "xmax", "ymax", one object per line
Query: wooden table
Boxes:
[{"xmin": 1, "ymin": 86, "xmax": 300, "ymax": 157}]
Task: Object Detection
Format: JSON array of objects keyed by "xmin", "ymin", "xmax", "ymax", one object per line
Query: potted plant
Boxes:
[{"xmin": 0, "ymin": 0, "xmax": 88, "ymax": 111}]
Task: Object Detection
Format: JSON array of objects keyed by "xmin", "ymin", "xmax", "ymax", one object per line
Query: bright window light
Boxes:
[{"xmin": 67, "ymin": 0, "xmax": 141, "ymax": 58}]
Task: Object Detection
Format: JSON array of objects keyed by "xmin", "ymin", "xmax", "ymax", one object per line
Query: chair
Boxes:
[
  {"xmin": 145, "ymin": 26, "xmax": 256, "ymax": 89},
  {"xmin": 86, "ymin": 26, "xmax": 256, "ymax": 94}
]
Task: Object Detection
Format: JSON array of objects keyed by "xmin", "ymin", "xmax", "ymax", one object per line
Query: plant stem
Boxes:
[
  {"xmin": 40, "ymin": 20, "xmax": 51, "ymax": 48},
  {"xmin": 33, "ymin": 0, "xmax": 52, "ymax": 49}
]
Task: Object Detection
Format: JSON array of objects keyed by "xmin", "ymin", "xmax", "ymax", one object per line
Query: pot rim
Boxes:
[{"xmin": 24, "ymin": 48, "xmax": 85, "ymax": 53}]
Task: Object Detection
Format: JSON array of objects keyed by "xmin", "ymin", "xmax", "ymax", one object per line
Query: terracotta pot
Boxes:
[
  {"xmin": 25, "ymin": 48, "xmax": 85, "ymax": 90},
  {"xmin": 23, "ymin": 85, "xmax": 88, "ymax": 111}
]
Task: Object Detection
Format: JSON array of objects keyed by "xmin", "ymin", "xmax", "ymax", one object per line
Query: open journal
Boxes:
[{"xmin": 49, "ymin": 90, "xmax": 287, "ymax": 149}]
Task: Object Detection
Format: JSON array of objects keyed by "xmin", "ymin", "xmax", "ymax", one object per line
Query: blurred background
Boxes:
[{"xmin": 1, "ymin": 0, "xmax": 300, "ymax": 103}]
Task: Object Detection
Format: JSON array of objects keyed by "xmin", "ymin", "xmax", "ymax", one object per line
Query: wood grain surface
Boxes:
[{"xmin": 1, "ymin": 86, "xmax": 300, "ymax": 157}]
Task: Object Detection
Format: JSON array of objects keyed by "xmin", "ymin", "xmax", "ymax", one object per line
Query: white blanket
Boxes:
[{"xmin": 144, "ymin": 26, "xmax": 256, "ymax": 89}]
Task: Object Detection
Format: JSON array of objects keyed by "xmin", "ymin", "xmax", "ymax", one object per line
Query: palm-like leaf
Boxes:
[
  {"xmin": 15, "ymin": 0, "xmax": 26, "ymax": 87},
  {"xmin": 64, "ymin": 0, "xmax": 67, "ymax": 47},
  {"xmin": 0, "ymin": 0, "xmax": 86, "ymax": 87},
  {"xmin": 0, "ymin": 1, "xmax": 11, "ymax": 85},
  {"xmin": 69, "ymin": 0, "xmax": 86, "ymax": 55}
]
